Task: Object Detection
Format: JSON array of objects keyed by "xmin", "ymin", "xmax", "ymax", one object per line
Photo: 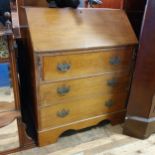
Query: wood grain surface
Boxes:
[
  {"xmin": 25, "ymin": 8, "xmax": 138, "ymax": 52},
  {"xmin": 38, "ymin": 92, "xmax": 127, "ymax": 129},
  {"xmin": 42, "ymin": 48, "xmax": 133, "ymax": 81},
  {"xmin": 123, "ymin": 0, "xmax": 155, "ymax": 140},
  {"xmin": 24, "ymin": 7, "xmax": 137, "ymax": 146},
  {"xmin": 39, "ymin": 71, "xmax": 130, "ymax": 107},
  {"xmin": 38, "ymin": 110, "xmax": 126, "ymax": 146},
  {"xmin": 126, "ymin": 0, "xmax": 155, "ymax": 118}
]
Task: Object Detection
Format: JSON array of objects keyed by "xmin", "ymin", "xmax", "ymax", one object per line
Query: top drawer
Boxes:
[{"xmin": 41, "ymin": 48, "xmax": 133, "ymax": 82}]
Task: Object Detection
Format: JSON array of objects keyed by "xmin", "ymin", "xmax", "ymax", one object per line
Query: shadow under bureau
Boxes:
[{"xmin": 24, "ymin": 7, "xmax": 137, "ymax": 146}]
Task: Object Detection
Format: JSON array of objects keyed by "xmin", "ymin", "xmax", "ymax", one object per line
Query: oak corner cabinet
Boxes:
[{"xmin": 24, "ymin": 7, "xmax": 137, "ymax": 146}]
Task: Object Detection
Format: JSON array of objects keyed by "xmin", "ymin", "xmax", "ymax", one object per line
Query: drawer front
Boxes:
[
  {"xmin": 41, "ymin": 48, "xmax": 133, "ymax": 81},
  {"xmin": 39, "ymin": 71, "xmax": 131, "ymax": 107},
  {"xmin": 38, "ymin": 92, "xmax": 128, "ymax": 129}
]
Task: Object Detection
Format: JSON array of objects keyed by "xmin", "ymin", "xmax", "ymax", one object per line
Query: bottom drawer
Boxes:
[
  {"xmin": 38, "ymin": 92, "xmax": 128, "ymax": 129},
  {"xmin": 38, "ymin": 110, "xmax": 126, "ymax": 146}
]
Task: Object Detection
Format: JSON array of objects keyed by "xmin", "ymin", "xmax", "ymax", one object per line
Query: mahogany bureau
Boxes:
[{"xmin": 24, "ymin": 8, "xmax": 137, "ymax": 146}]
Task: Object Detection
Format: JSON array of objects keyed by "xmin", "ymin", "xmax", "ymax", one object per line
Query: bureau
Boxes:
[{"xmin": 24, "ymin": 8, "xmax": 137, "ymax": 146}]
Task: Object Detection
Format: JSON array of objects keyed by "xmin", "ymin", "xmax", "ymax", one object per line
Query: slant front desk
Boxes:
[{"xmin": 24, "ymin": 8, "xmax": 137, "ymax": 146}]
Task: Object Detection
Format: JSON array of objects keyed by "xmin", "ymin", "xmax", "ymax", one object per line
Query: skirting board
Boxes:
[{"xmin": 123, "ymin": 116, "xmax": 155, "ymax": 139}]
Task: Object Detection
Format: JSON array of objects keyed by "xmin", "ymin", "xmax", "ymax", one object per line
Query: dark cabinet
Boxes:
[{"xmin": 124, "ymin": 0, "xmax": 155, "ymax": 139}]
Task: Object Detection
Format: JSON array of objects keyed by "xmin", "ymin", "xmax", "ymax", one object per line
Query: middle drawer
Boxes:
[{"xmin": 39, "ymin": 71, "xmax": 130, "ymax": 107}]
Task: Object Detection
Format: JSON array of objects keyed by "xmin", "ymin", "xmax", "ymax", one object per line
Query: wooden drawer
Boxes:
[
  {"xmin": 39, "ymin": 71, "xmax": 131, "ymax": 107},
  {"xmin": 38, "ymin": 92, "xmax": 128, "ymax": 129},
  {"xmin": 41, "ymin": 48, "xmax": 133, "ymax": 82}
]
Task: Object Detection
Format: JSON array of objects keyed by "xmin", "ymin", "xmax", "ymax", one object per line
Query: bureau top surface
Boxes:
[{"xmin": 25, "ymin": 7, "xmax": 138, "ymax": 53}]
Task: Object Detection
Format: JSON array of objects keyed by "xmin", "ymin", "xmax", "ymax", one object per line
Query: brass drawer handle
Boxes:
[
  {"xmin": 107, "ymin": 79, "xmax": 118, "ymax": 87},
  {"xmin": 57, "ymin": 86, "xmax": 70, "ymax": 95},
  {"xmin": 57, "ymin": 63, "xmax": 71, "ymax": 72},
  {"xmin": 105, "ymin": 99, "xmax": 115, "ymax": 108},
  {"xmin": 57, "ymin": 109, "xmax": 70, "ymax": 118},
  {"xmin": 109, "ymin": 56, "xmax": 121, "ymax": 65}
]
